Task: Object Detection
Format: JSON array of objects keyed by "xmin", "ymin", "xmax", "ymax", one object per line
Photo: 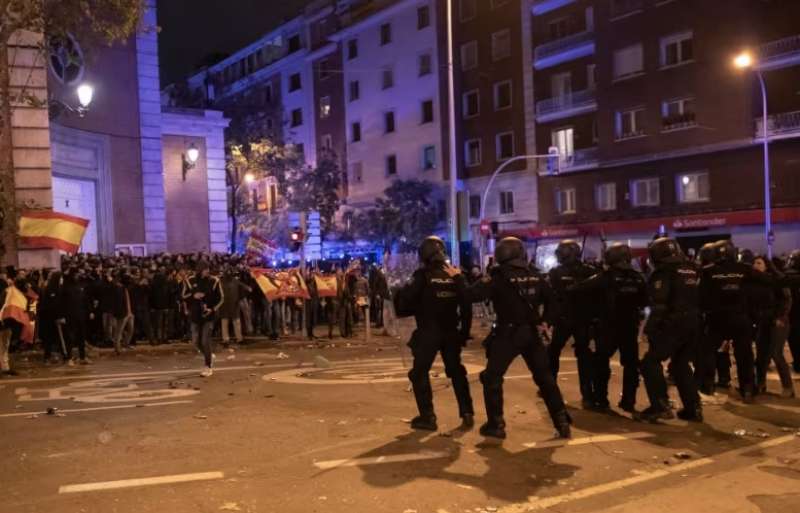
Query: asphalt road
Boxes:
[{"xmin": 2, "ymin": 331, "xmax": 800, "ymax": 513}]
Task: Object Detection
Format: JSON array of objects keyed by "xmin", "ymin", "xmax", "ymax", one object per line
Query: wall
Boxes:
[{"xmin": 161, "ymin": 134, "xmax": 210, "ymax": 252}]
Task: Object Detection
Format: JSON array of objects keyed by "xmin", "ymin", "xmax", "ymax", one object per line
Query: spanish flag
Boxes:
[
  {"xmin": 280, "ymin": 271, "xmax": 310, "ymax": 300},
  {"xmin": 19, "ymin": 211, "xmax": 89, "ymax": 253},
  {"xmin": 251, "ymin": 269, "xmax": 281, "ymax": 301},
  {"xmin": 314, "ymin": 275, "xmax": 338, "ymax": 298},
  {"xmin": 1, "ymin": 286, "xmax": 34, "ymax": 344}
]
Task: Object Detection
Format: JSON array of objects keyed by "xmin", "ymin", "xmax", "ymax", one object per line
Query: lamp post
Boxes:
[
  {"xmin": 477, "ymin": 152, "xmax": 561, "ymax": 270},
  {"xmin": 48, "ymin": 82, "xmax": 94, "ymax": 120},
  {"xmin": 230, "ymin": 169, "xmax": 255, "ymax": 254},
  {"xmin": 445, "ymin": 0, "xmax": 460, "ymax": 266},
  {"xmin": 734, "ymin": 51, "xmax": 774, "ymax": 259}
]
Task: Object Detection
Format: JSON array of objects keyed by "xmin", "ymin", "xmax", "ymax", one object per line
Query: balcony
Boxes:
[
  {"xmin": 662, "ymin": 112, "xmax": 697, "ymax": 132},
  {"xmin": 535, "ymin": 89, "xmax": 597, "ymax": 123},
  {"xmin": 561, "ymin": 147, "xmax": 599, "ymax": 171},
  {"xmin": 610, "ymin": 0, "xmax": 644, "ymax": 20},
  {"xmin": 756, "ymin": 34, "xmax": 800, "ymax": 71},
  {"xmin": 533, "ymin": 30, "xmax": 595, "ymax": 69},
  {"xmin": 755, "ymin": 110, "xmax": 800, "ymax": 140},
  {"xmin": 531, "ymin": 0, "xmax": 576, "ymax": 16}
]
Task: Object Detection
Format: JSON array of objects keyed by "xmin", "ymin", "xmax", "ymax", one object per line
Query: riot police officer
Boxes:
[
  {"xmin": 786, "ymin": 250, "xmax": 800, "ymax": 373},
  {"xmin": 697, "ymin": 243, "xmax": 731, "ymax": 390},
  {"xmin": 574, "ymin": 243, "xmax": 647, "ymax": 413},
  {"xmin": 466, "ymin": 237, "xmax": 571, "ymax": 439},
  {"xmin": 639, "ymin": 238, "xmax": 702, "ymax": 422},
  {"xmin": 547, "ymin": 240, "xmax": 597, "ymax": 408},
  {"xmin": 394, "ymin": 236, "xmax": 474, "ymax": 431},
  {"xmin": 699, "ymin": 240, "xmax": 758, "ymax": 402}
]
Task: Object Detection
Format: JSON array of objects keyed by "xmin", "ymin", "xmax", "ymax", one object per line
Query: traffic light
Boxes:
[{"xmin": 290, "ymin": 227, "xmax": 304, "ymax": 252}]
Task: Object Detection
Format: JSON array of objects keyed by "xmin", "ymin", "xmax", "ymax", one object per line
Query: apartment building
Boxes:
[{"xmin": 524, "ymin": 0, "xmax": 800, "ymax": 262}]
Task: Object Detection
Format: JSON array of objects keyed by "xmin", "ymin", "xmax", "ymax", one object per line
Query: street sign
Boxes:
[{"xmin": 480, "ymin": 219, "xmax": 491, "ymax": 235}]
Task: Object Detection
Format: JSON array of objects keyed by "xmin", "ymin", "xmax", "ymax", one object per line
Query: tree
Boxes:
[
  {"xmin": 0, "ymin": 0, "xmax": 145, "ymax": 262},
  {"xmin": 282, "ymin": 148, "xmax": 343, "ymax": 235},
  {"xmin": 350, "ymin": 179, "xmax": 441, "ymax": 254}
]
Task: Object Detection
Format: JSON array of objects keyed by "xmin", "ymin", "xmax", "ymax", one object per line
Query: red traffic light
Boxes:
[{"xmin": 290, "ymin": 232, "xmax": 300, "ymax": 242}]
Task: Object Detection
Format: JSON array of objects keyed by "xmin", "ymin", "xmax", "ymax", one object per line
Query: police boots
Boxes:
[
  {"xmin": 410, "ymin": 413, "xmax": 438, "ymax": 431},
  {"xmin": 479, "ymin": 417, "xmax": 507, "ymax": 439},
  {"xmin": 552, "ymin": 410, "xmax": 572, "ymax": 439}
]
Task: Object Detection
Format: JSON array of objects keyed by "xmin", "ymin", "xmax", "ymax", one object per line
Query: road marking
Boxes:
[
  {"xmin": 58, "ymin": 471, "xmax": 224, "ymax": 494},
  {"xmin": 314, "ymin": 451, "xmax": 451, "ymax": 470},
  {"xmin": 499, "ymin": 434, "xmax": 799, "ymax": 512},
  {"xmin": 0, "ymin": 400, "xmax": 193, "ymax": 418},
  {"xmin": 522, "ymin": 432, "xmax": 654, "ymax": 449},
  {"xmin": 1, "ymin": 364, "xmax": 290, "ymax": 384}
]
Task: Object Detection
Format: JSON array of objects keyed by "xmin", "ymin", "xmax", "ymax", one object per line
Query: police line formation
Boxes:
[{"xmin": 393, "ymin": 236, "xmax": 800, "ymax": 440}]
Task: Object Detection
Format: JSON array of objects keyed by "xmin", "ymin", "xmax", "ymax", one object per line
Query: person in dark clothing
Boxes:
[
  {"xmin": 150, "ymin": 268, "xmax": 171, "ymax": 344},
  {"xmin": 305, "ymin": 269, "xmax": 319, "ymax": 340},
  {"xmin": 394, "ymin": 236, "xmax": 474, "ymax": 432},
  {"xmin": 786, "ymin": 251, "xmax": 800, "ymax": 374},
  {"xmin": 751, "ymin": 256, "xmax": 795, "ymax": 397},
  {"xmin": 338, "ymin": 269, "xmax": 354, "ymax": 338},
  {"xmin": 59, "ymin": 269, "xmax": 90, "ymax": 364},
  {"xmin": 131, "ymin": 273, "xmax": 155, "ymax": 346},
  {"xmin": 39, "ymin": 272, "xmax": 66, "ymax": 363},
  {"xmin": 547, "ymin": 240, "xmax": 597, "ymax": 408},
  {"xmin": 182, "ymin": 263, "xmax": 224, "ymax": 377},
  {"xmin": 465, "ymin": 237, "xmax": 571, "ymax": 439},
  {"xmin": 699, "ymin": 240, "xmax": 762, "ymax": 402},
  {"xmin": 638, "ymin": 237, "xmax": 702, "ymax": 423},
  {"xmin": 573, "ymin": 243, "xmax": 648, "ymax": 413},
  {"xmin": 219, "ymin": 268, "xmax": 246, "ymax": 346}
]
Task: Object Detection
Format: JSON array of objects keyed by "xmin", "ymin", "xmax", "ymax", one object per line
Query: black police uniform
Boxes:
[
  {"xmin": 574, "ymin": 259, "xmax": 647, "ymax": 411},
  {"xmin": 640, "ymin": 243, "xmax": 701, "ymax": 421},
  {"xmin": 699, "ymin": 246, "xmax": 759, "ymax": 400},
  {"xmin": 547, "ymin": 245, "xmax": 596, "ymax": 405},
  {"xmin": 786, "ymin": 252, "xmax": 800, "ymax": 373},
  {"xmin": 466, "ymin": 239, "xmax": 570, "ymax": 439},
  {"xmin": 395, "ymin": 255, "xmax": 474, "ymax": 430}
]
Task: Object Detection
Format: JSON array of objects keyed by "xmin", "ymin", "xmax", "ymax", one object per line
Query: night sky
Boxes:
[{"xmin": 157, "ymin": 0, "xmax": 312, "ymax": 87}]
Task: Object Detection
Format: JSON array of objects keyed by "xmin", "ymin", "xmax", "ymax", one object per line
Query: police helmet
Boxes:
[
  {"xmin": 555, "ymin": 240, "xmax": 581, "ymax": 265},
  {"xmin": 604, "ymin": 243, "xmax": 632, "ymax": 270},
  {"xmin": 787, "ymin": 250, "xmax": 800, "ymax": 271},
  {"xmin": 418, "ymin": 236, "xmax": 446, "ymax": 265},
  {"xmin": 648, "ymin": 237, "xmax": 683, "ymax": 266},
  {"xmin": 714, "ymin": 239, "xmax": 737, "ymax": 263},
  {"xmin": 495, "ymin": 237, "xmax": 526, "ymax": 264},
  {"xmin": 738, "ymin": 248, "xmax": 755, "ymax": 265},
  {"xmin": 698, "ymin": 243, "xmax": 717, "ymax": 266}
]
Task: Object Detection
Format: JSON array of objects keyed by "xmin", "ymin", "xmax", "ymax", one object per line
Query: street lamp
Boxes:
[
  {"xmin": 76, "ymin": 83, "xmax": 94, "ymax": 109},
  {"xmin": 48, "ymin": 82, "xmax": 94, "ymax": 120},
  {"xmin": 734, "ymin": 50, "xmax": 774, "ymax": 258},
  {"xmin": 230, "ymin": 169, "xmax": 256, "ymax": 253},
  {"xmin": 182, "ymin": 142, "xmax": 200, "ymax": 181}
]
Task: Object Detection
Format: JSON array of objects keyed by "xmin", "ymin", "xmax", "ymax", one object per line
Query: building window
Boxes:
[
  {"xmin": 461, "ymin": 41, "xmax": 478, "ymax": 70},
  {"xmin": 548, "ymin": 18, "xmax": 569, "ymax": 40},
  {"xmin": 288, "ymin": 34, "xmax": 302, "ymax": 53},
  {"xmin": 384, "ymin": 111, "xmax": 396, "ymax": 133},
  {"xmin": 613, "ymin": 43, "xmax": 644, "ymax": 79},
  {"xmin": 662, "ymin": 97, "xmax": 696, "ymax": 129},
  {"xmin": 321, "ymin": 134, "xmax": 333, "ymax": 150},
  {"xmin": 289, "ymin": 72, "xmax": 302, "ymax": 91},
  {"xmin": 460, "ymin": 0, "xmax": 477, "ymax": 22},
  {"xmin": 386, "ymin": 154, "xmax": 397, "ymax": 175},
  {"xmin": 491, "ymin": 29, "xmax": 511, "ymax": 61},
  {"xmin": 422, "ymin": 145, "xmax": 436, "ymax": 170},
  {"xmin": 551, "ymin": 127, "xmax": 574, "ymax": 164},
  {"xmin": 499, "ymin": 191, "xmax": 514, "ymax": 215},
  {"xmin": 319, "ymin": 96, "xmax": 331, "ymax": 119},
  {"xmin": 469, "ymin": 194, "xmax": 481, "ymax": 219},
  {"xmin": 595, "ymin": 183, "xmax": 616, "ymax": 211},
  {"xmin": 463, "ymin": 89, "xmax": 480, "ymax": 118},
  {"xmin": 380, "ymin": 23, "xmax": 392, "ymax": 45},
  {"xmin": 349, "ymin": 80, "xmax": 360, "ymax": 102},
  {"xmin": 587, "ymin": 64, "xmax": 597, "ymax": 89},
  {"xmin": 465, "ymin": 139, "xmax": 482, "ymax": 167},
  {"xmin": 555, "ymin": 188, "xmax": 576, "ymax": 214},
  {"xmin": 616, "ymin": 107, "xmax": 646, "ymax": 139},
  {"xmin": 421, "ymin": 99, "xmax": 434, "ymax": 124},
  {"xmin": 661, "ymin": 32, "xmax": 693, "ymax": 68},
  {"xmin": 493, "ymin": 80, "xmax": 512, "ymax": 110},
  {"xmin": 496, "ymin": 132, "xmax": 515, "ymax": 161},
  {"xmin": 382, "ymin": 67, "xmax": 394, "ymax": 89},
  {"xmin": 318, "ymin": 59, "xmax": 330, "ymax": 80},
  {"xmin": 418, "ymin": 52, "xmax": 432, "ymax": 76},
  {"xmin": 351, "ymin": 162, "xmax": 363, "ymax": 183},
  {"xmin": 630, "ymin": 178, "xmax": 660, "ymax": 207},
  {"xmin": 417, "ymin": 5, "xmax": 430, "ymax": 29},
  {"xmin": 290, "ymin": 108, "xmax": 303, "ymax": 127},
  {"xmin": 351, "ymin": 121, "xmax": 361, "ymax": 142},
  {"xmin": 678, "ymin": 172, "xmax": 710, "ymax": 203},
  {"xmin": 348, "ymin": 38, "xmax": 359, "ymax": 60},
  {"xmin": 263, "ymin": 83, "xmax": 273, "ymax": 104}
]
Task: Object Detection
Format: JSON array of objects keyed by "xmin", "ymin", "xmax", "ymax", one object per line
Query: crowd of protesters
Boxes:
[{"xmin": 0, "ymin": 252, "xmax": 396, "ymax": 377}]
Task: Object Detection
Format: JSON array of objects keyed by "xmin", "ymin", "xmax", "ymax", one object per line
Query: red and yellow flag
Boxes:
[
  {"xmin": 1, "ymin": 286, "xmax": 34, "ymax": 344},
  {"xmin": 314, "ymin": 275, "xmax": 338, "ymax": 298},
  {"xmin": 251, "ymin": 269, "xmax": 281, "ymax": 301},
  {"xmin": 19, "ymin": 211, "xmax": 89, "ymax": 253}
]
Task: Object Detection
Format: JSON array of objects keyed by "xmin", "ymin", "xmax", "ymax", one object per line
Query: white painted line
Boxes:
[
  {"xmin": 1, "ymin": 364, "xmax": 289, "ymax": 384},
  {"xmin": 522, "ymin": 432, "xmax": 654, "ymax": 449},
  {"xmin": 499, "ymin": 434, "xmax": 799, "ymax": 512},
  {"xmin": 314, "ymin": 451, "xmax": 451, "ymax": 470},
  {"xmin": 58, "ymin": 471, "xmax": 224, "ymax": 494},
  {"xmin": 0, "ymin": 400, "xmax": 193, "ymax": 418}
]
